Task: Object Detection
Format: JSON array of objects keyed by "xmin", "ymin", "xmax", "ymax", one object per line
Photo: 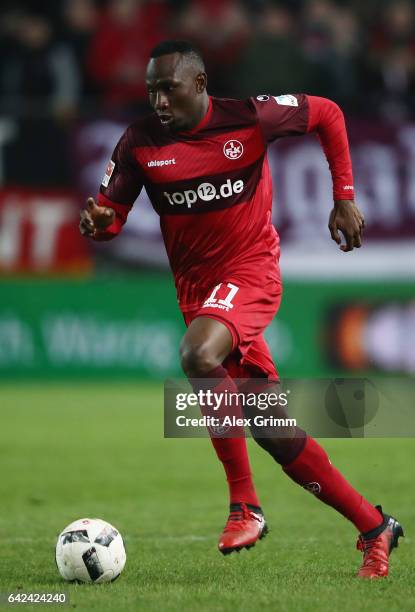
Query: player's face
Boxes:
[{"xmin": 146, "ymin": 53, "xmax": 207, "ymax": 132}]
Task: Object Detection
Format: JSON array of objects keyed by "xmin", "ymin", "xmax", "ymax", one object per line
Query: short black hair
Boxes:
[{"xmin": 150, "ymin": 40, "xmax": 205, "ymax": 71}]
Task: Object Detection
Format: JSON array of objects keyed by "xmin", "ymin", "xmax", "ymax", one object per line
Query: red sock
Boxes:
[
  {"xmin": 195, "ymin": 365, "xmax": 260, "ymax": 507},
  {"xmin": 283, "ymin": 436, "xmax": 383, "ymax": 533},
  {"xmin": 210, "ymin": 436, "xmax": 259, "ymax": 506}
]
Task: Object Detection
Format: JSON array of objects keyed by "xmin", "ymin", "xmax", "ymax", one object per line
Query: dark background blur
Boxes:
[
  {"xmin": 2, "ymin": 0, "xmax": 415, "ymax": 123},
  {"xmin": 1, "ymin": 0, "xmax": 415, "ymax": 186},
  {"xmin": 0, "ymin": 0, "xmax": 414, "ymax": 381}
]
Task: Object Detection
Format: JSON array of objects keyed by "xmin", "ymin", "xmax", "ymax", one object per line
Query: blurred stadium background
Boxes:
[{"xmin": 0, "ymin": 0, "xmax": 414, "ymax": 382}]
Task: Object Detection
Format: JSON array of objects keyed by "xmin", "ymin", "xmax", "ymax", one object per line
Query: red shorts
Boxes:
[{"xmin": 182, "ymin": 279, "xmax": 282, "ymax": 381}]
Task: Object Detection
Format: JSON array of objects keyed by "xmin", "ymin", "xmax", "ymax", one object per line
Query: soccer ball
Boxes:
[{"xmin": 55, "ymin": 518, "xmax": 126, "ymax": 583}]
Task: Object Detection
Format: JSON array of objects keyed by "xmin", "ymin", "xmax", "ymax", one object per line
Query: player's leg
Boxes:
[
  {"xmin": 239, "ymin": 340, "xmax": 404, "ymax": 578},
  {"xmin": 251, "ymin": 403, "xmax": 403, "ymax": 577},
  {"xmin": 180, "ymin": 315, "xmax": 266, "ymax": 554},
  {"xmin": 243, "ymin": 377, "xmax": 382, "ymax": 535},
  {"xmin": 277, "ymin": 429, "xmax": 403, "ymax": 577}
]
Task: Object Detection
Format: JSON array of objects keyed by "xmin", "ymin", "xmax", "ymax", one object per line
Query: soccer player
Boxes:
[{"xmin": 79, "ymin": 40, "xmax": 403, "ymax": 578}]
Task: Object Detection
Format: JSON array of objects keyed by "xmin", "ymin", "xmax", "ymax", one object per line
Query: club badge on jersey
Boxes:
[{"xmin": 223, "ymin": 140, "xmax": 244, "ymax": 160}]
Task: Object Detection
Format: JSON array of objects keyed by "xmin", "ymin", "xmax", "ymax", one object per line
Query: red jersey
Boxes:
[{"xmin": 96, "ymin": 94, "xmax": 355, "ymax": 311}]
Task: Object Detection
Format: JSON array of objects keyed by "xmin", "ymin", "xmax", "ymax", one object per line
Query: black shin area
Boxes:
[
  {"xmin": 253, "ymin": 427, "xmax": 307, "ymax": 465},
  {"xmin": 239, "ymin": 379, "xmax": 307, "ymax": 465}
]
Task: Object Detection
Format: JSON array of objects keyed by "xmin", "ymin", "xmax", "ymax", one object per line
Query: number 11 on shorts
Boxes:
[{"xmin": 204, "ymin": 283, "xmax": 239, "ymax": 310}]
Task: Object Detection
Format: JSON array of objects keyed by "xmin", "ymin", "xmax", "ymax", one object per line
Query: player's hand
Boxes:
[
  {"xmin": 79, "ymin": 197, "xmax": 115, "ymax": 238},
  {"xmin": 328, "ymin": 200, "xmax": 364, "ymax": 252}
]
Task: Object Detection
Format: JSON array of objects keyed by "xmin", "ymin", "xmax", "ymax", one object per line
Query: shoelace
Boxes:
[
  {"xmin": 223, "ymin": 505, "xmax": 262, "ymax": 533},
  {"xmin": 357, "ymin": 535, "xmax": 388, "ymax": 568}
]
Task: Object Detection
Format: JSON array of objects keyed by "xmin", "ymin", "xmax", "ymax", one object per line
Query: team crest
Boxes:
[
  {"xmin": 303, "ymin": 482, "xmax": 321, "ymax": 495},
  {"xmin": 223, "ymin": 140, "xmax": 243, "ymax": 160}
]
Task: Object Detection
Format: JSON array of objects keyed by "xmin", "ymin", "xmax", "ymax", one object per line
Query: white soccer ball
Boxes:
[{"xmin": 55, "ymin": 518, "xmax": 126, "ymax": 583}]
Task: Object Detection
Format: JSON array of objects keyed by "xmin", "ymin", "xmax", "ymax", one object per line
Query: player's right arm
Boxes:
[
  {"xmin": 79, "ymin": 127, "xmax": 144, "ymax": 241},
  {"xmin": 79, "ymin": 197, "xmax": 115, "ymax": 238}
]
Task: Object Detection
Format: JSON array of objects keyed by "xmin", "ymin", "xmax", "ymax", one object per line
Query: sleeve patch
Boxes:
[
  {"xmin": 273, "ymin": 95, "xmax": 298, "ymax": 107},
  {"xmin": 102, "ymin": 160, "xmax": 115, "ymax": 187}
]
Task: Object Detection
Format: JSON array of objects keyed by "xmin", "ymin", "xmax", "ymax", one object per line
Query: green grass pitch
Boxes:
[{"xmin": 0, "ymin": 383, "xmax": 414, "ymax": 611}]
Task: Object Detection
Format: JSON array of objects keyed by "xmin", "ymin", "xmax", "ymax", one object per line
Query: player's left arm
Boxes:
[
  {"xmin": 252, "ymin": 93, "xmax": 364, "ymax": 252},
  {"xmin": 306, "ymin": 95, "xmax": 364, "ymax": 252}
]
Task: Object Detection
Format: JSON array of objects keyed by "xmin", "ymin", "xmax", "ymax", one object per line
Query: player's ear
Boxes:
[{"xmin": 195, "ymin": 72, "xmax": 207, "ymax": 94}]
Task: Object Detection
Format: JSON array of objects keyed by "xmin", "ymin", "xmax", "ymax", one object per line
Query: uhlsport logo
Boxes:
[
  {"xmin": 147, "ymin": 158, "xmax": 176, "ymax": 167},
  {"xmin": 223, "ymin": 140, "xmax": 243, "ymax": 160},
  {"xmin": 163, "ymin": 178, "xmax": 244, "ymax": 208}
]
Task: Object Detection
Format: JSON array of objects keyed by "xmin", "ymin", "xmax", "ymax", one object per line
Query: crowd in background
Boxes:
[{"xmin": 0, "ymin": 0, "xmax": 414, "ymax": 122}]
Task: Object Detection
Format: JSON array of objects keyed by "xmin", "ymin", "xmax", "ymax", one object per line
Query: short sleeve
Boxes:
[
  {"xmin": 99, "ymin": 127, "xmax": 144, "ymax": 206},
  {"xmin": 251, "ymin": 94, "xmax": 309, "ymax": 143}
]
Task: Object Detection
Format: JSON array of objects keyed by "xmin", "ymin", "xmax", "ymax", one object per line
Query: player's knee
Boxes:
[{"xmin": 180, "ymin": 342, "xmax": 220, "ymax": 377}]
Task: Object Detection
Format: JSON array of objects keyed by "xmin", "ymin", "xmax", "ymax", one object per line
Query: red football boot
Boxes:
[
  {"xmin": 218, "ymin": 503, "xmax": 268, "ymax": 555},
  {"xmin": 356, "ymin": 505, "xmax": 404, "ymax": 578}
]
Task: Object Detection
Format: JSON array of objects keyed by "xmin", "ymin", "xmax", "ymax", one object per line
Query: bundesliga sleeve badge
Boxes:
[
  {"xmin": 273, "ymin": 95, "xmax": 298, "ymax": 107},
  {"xmin": 102, "ymin": 160, "xmax": 115, "ymax": 187},
  {"xmin": 256, "ymin": 94, "xmax": 298, "ymax": 106}
]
